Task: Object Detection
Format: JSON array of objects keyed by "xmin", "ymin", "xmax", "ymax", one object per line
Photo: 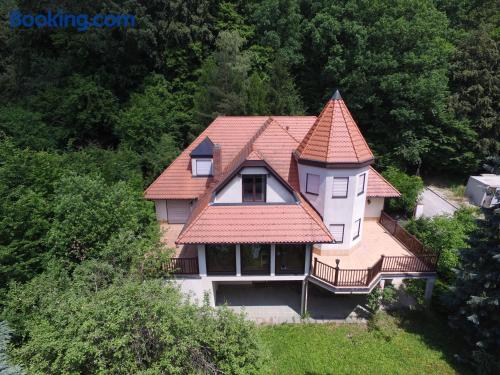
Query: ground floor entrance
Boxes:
[{"xmin": 215, "ymin": 281, "xmax": 369, "ymax": 324}]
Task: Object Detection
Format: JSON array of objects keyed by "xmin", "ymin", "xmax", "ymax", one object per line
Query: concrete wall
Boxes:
[
  {"xmin": 297, "ymin": 163, "xmax": 369, "ymax": 250},
  {"xmin": 364, "ymin": 197, "xmax": 384, "ymax": 218},
  {"xmin": 214, "ymin": 166, "xmax": 295, "ymax": 203},
  {"xmin": 154, "ymin": 200, "xmax": 168, "ymax": 221}
]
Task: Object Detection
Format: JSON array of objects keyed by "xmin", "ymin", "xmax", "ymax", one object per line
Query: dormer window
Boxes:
[
  {"xmin": 195, "ymin": 159, "xmax": 213, "ymax": 176},
  {"xmin": 190, "ymin": 137, "xmax": 214, "ymax": 176},
  {"xmin": 242, "ymin": 175, "xmax": 266, "ymax": 202}
]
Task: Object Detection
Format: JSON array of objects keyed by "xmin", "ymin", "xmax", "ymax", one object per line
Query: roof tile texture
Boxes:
[
  {"xmin": 367, "ymin": 166, "xmax": 401, "ymax": 197},
  {"xmin": 296, "ymin": 98, "xmax": 374, "ymax": 164}
]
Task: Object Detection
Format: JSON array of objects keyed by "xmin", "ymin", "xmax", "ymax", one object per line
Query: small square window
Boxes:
[
  {"xmin": 332, "ymin": 177, "xmax": 349, "ymax": 198},
  {"xmin": 353, "ymin": 219, "xmax": 361, "ymax": 240},
  {"xmin": 357, "ymin": 173, "xmax": 366, "ymax": 195},
  {"xmin": 242, "ymin": 175, "xmax": 266, "ymax": 202},
  {"xmin": 195, "ymin": 159, "xmax": 213, "ymax": 176},
  {"xmin": 329, "ymin": 224, "xmax": 344, "ymax": 243},
  {"xmin": 306, "ymin": 173, "xmax": 320, "ymax": 195}
]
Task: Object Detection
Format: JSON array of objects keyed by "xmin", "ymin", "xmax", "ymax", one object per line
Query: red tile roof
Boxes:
[
  {"xmin": 176, "ymin": 203, "xmax": 333, "ymax": 244},
  {"xmin": 367, "ymin": 166, "xmax": 401, "ymax": 197},
  {"xmin": 296, "ymin": 93, "xmax": 374, "ymax": 164}
]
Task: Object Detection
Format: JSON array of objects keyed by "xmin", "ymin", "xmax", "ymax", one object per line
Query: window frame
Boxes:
[
  {"xmin": 242, "ymin": 174, "xmax": 267, "ymax": 202},
  {"xmin": 357, "ymin": 173, "xmax": 366, "ymax": 196},
  {"xmin": 306, "ymin": 173, "xmax": 320, "ymax": 195},
  {"xmin": 329, "ymin": 224, "xmax": 345, "ymax": 244},
  {"xmin": 195, "ymin": 159, "xmax": 213, "ymax": 176},
  {"xmin": 353, "ymin": 219, "xmax": 361, "ymax": 240},
  {"xmin": 332, "ymin": 177, "xmax": 349, "ymax": 198}
]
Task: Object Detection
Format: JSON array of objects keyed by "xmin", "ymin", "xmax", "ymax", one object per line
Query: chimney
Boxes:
[{"xmin": 213, "ymin": 144, "xmax": 222, "ymax": 181}]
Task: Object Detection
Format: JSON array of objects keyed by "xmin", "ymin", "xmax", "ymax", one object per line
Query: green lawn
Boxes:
[{"xmin": 259, "ymin": 312, "xmax": 470, "ymax": 375}]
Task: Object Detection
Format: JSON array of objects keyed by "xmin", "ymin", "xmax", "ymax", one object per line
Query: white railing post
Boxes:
[
  {"xmin": 270, "ymin": 244, "xmax": 276, "ymax": 276},
  {"xmin": 197, "ymin": 244, "xmax": 207, "ymax": 276},
  {"xmin": 236, "ymin": 244, "xmax": 241, "ymax": 276}
]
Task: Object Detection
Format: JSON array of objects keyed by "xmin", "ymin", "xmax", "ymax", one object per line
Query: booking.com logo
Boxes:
[{"xmin": 9, "ymin": 9, "xmax": 136, "ymax": 32}]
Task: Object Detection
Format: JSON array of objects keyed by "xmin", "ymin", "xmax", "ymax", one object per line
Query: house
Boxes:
[
  {"xmin": 145, "ymin": 91, "xmax": 438, "ymax": 318},
  {"xmin": 465, "ymin": 174, "xmax": 500, "ymax": 208}
]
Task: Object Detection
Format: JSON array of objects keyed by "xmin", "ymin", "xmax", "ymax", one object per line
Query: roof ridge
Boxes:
[
  {"xmin": 338, "ymin": 99, "xmax": 358, "ymax": 162},
  {"xmin": 271, "ymin": 118, "xmax": 301, "ymax": 143},
  {"xmin": 296, "ymin": 194, "xmax": 334, "ymax": 241}
]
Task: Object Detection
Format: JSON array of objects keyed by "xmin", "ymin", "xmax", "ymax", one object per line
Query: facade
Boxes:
[{"xmin": 145, "ymin": 91, "xmax": 438, "ymax": 316}]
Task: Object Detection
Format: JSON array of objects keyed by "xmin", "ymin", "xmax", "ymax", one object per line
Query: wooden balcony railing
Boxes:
[
  {"xmin": 312, "ymin": 212, "xmax": 438, "ymax": 288},
  {"xmin": 163, "ymin": 257, "xmax": 199, "ymax": 275}
]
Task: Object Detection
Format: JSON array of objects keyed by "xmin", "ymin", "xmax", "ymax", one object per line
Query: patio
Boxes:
[
  {"xmin": 314, "ymin": 219, "xmax": 417, "ymax": 269},
  {"xmin": 215, "ymin": 282, "xmax": 369, "ymax": 324}
]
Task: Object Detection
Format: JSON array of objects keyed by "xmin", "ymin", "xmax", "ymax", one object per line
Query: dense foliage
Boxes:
[
  {"xmin": 447, "ymin": 208, "xmax": 500, "ymax": 373},
  {"xmin": 382, "ymin": 167, "xmax": 424, "ymax": 216}
]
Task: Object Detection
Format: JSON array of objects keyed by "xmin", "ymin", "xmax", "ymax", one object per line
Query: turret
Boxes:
[{"xmin": 295, "ymin": 90, "xmax": 374, "ymax": 250}]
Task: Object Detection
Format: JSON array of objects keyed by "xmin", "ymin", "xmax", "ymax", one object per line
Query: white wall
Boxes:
[
  {"xmin": 364, "ymin": 197, "xmax": 384, "ymax": 218},
  {"xmin": 297, "ymin": 163, "xmax": 369, "ymax": 249},
  {"xmin": 154, "ymin": 200, "xmax": 168, "ymax": 221},
  {"xmin": 214, "ymin": 166, "xmax": 295, "ymax": 203}
]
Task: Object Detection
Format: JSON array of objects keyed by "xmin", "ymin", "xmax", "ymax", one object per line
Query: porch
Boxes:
[{"xmin": 309, "ymin": 213, "xmax": 438, "ymax": 291}]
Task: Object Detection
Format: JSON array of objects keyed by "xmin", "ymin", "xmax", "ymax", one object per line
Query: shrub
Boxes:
[{"xmin": 382, "ymin": 167, "xmax": 424, "ymax": 216}]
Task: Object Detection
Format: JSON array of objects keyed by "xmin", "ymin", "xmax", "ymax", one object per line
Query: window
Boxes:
[
  {"xmin": 353, "ymin": 219, "xmax": 361, "ymax": 240},
  {"xmin": 206, "ymin": 244, "xmax": 236, "ymax": 275},
  {"xmin": 196, "ymin": 159, "xmax": 213, "ymax": 176},
  {"xmin": 242, "ymin": 175, "xmax": 266, "ymax": 202},
  {"xmin": 241, "ymin": 244, "xmax": 270, "ymax": 275},
  {"xmin": 332, "ymin": 177, "xmax": 349, "ymax": 198},
  {"xmin": 275, "ymin": 244, "xmax": 306, "ymax": 275},
  {"xmin": 329, "ymin": 224, "xmax": 344, "ymax": 244},
  {"xmin": 306, "ymin": 173, "xmax": 320, "ymax": 195},
  {"xmin": 357, "ymin": 173, "xmax": 366, "ymax": 195}
]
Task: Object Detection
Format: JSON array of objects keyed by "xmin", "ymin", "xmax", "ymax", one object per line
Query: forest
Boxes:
[{"xmin": 0, "ymin": 0, "xmax": 498, "ymax": 374}]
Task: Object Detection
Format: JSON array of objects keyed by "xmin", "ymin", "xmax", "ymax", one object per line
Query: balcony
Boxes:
[{"xmin": 310, "ymin": 213, "xmax": 438, "ymax": 291}]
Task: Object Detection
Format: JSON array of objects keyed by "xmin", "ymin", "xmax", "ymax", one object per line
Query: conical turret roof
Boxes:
[{"xmin": 296, "ymin": 90, "xmax": 374, "ymax": 165}]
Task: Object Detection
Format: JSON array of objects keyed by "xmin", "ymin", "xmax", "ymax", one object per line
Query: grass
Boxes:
[{"xmin": 259, "ymin": 311, "xmax": 470, "ymax": 375}]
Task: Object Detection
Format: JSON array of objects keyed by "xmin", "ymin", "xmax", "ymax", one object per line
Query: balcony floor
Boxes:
[
  {"xmin": 160, "ymin": 222, "xmax": 197, "ymax": 258},
  {"xmin": 314, "ymin": 219, "xmax": 414, "ymax": 270}
]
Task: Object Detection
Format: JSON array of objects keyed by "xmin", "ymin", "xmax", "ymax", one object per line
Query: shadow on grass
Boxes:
[{"xmin": 388, "ymin": 309, "xmax": 473, "ymax": 375}]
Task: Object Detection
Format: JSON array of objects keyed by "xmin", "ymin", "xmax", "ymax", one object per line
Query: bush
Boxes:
[
  {"xmin": 366, "ymin": 285, "xmax": 397, "ymax": 312},
  {"xmin": 3, "ymin": 270, "xmax": 262, "ymax": 374},
  {"xmin": 382, "ymin": 167, "xmax": 424, "ymax": 216}
]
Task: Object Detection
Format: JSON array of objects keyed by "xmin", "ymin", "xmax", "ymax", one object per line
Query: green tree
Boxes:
[
  {"xmin": 46, "ymin": 174, "xmax": 157, "ymax": 262},
  {"xmin": 194, "ymin": 30, "xmax": 252, "ymax": 122},
  {"xmin": 447, "ymin": 207, "xmax": 500, "ymax": 373},
  {"xmin": 382, "ymin": 167, "xmax": 424, "ymax": 216},
  {"xmin": 3, "ymin": 272, "xmax": 262, "ymax": 374}
]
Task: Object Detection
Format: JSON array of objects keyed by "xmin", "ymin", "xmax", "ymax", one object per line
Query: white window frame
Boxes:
[
  {"xmin": 353, "ymin": 219, "xmax": 361, "ymax": 240},
  {"xmin": 195, "ymin": 159, "xmax": 213, "ymax": 176},
  {"xmin": 332, "ymin": 177, "xmax": 349, "ymax": 198},
  {"xmin": 357, "ymin": 173, "xmax": 366, "ymax": 196},
  {"xmin": 306, "ymin": 173, "xmax": 320, "ymax": 195},
  {"xmin": 329, "ymin": 224, "xmax": 345, "ymax": 244}
]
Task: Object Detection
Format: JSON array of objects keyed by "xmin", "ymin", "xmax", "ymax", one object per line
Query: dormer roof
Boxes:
[
  {"xmin": 190, "ymin": 137, "xmax": 214, "ymax": 158},
  {"xmin": 295, "ymin": 90, "xmax": 374, "ymax": 166}
]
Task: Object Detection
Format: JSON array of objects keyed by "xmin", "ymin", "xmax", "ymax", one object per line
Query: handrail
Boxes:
[
  {"xmin": 312, "ymin": 253, "xmax": 437, "ymax": 288},
  {"xmin": 163, "ymin": 257, "xmax": 199, "ymax": 275}
]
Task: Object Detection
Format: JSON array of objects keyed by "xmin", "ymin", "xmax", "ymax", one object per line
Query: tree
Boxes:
[
  {"xmin": 116, "ymin": 74, "xmax": 192, "ymax": 152},
  {"xmin": 46, "ymin": 174, "xmax": 157, "ymax": 263},
  {"xmin": 382, "ymin": 166, "xmax": 424, "ymax": 216},
  {"xmin": 447, "ymin": 207, "xmax": 500, "ymax": 373},
  {"xmin": 194, "ymin": 30, "xmax": 252, "ymax": 122},
  {"xmin": 3, "ymin": 271, "xmax": 262, "ymax": 374}
]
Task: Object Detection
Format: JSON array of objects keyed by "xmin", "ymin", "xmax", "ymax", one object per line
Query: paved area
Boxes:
[
  {"xmin": 419, "ymin": 187, "xmax": 458, "ymax": 218},
  {"xmin": 315, "ymin": 220, "xmax": 413, "ymax": 269},
  {"xmin": 160, "ymin": 222, "xmax": 196, "ymax": 257},
  {"xmin": 215, "ymin": 282, "xmax": 369, "ymax": 324}
]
